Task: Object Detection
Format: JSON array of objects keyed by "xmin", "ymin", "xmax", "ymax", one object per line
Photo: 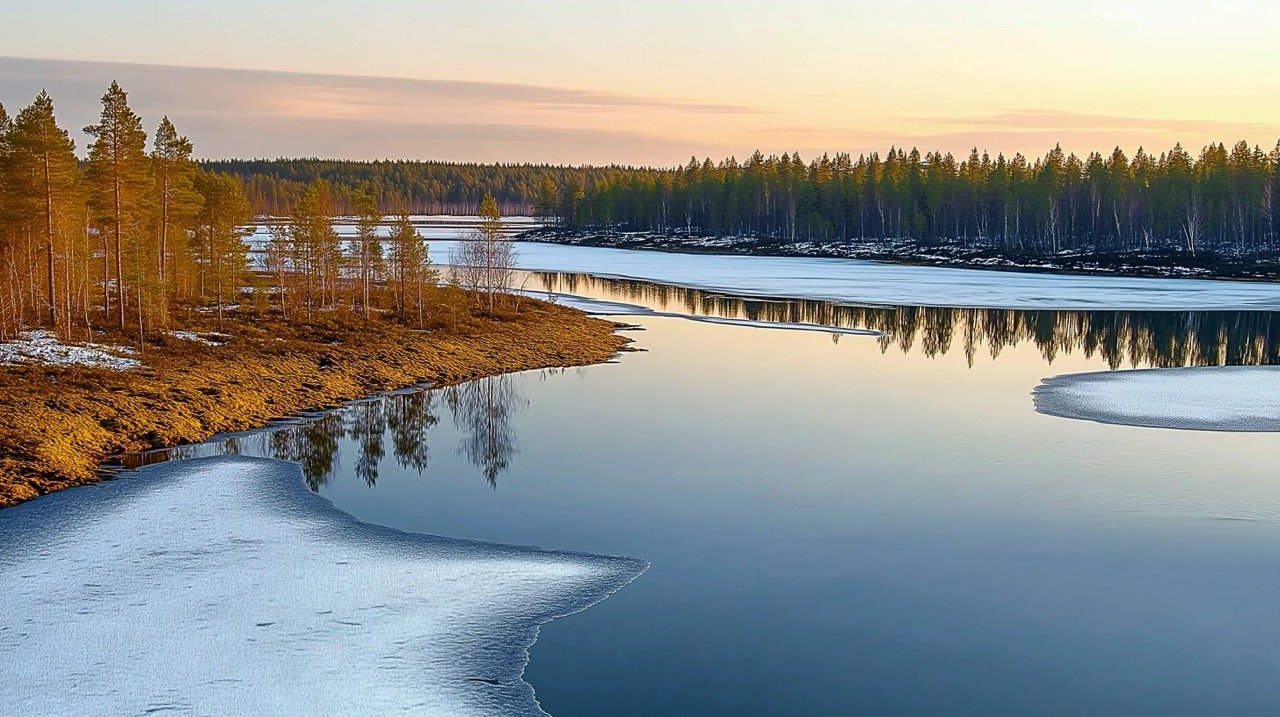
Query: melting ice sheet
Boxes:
[
  {"xmin": 462, "ymin": 240, "xmax": 1280, "ymax": 310},
  {"xmin": 1033, "ymin": 366, "xmax": 1280, "ymax": 431},
  {"xmin": 0, "ymin": 456, "xmax": 646, "ymax": 717}
]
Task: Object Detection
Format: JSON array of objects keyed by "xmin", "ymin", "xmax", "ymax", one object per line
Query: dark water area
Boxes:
[{"xmin": 124, "ymin": 277, "xmax": 1280, "ymax": 716}]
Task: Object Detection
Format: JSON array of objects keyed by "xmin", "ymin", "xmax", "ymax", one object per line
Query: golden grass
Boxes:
[{"xmin": 0, "ymin": 300, "xmax": 626, "ymax": 509}]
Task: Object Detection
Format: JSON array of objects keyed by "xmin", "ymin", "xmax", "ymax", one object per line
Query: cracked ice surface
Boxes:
[
  {"xmin": 0, "ymin": 456, "xmax": 646, "ymax": 716},
  {"xmin": 1033, "ymin": 366, "xmax": 1280, "ymax": 431}
]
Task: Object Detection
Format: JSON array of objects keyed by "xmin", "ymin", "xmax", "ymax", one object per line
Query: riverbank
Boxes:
[
  {"xmin": 522, "ymin": 230, "xmax": 1280, "ymax": 281},
  {"xmin": 0, "ymin": 300, "xmax": 627, "ymax": 509}
]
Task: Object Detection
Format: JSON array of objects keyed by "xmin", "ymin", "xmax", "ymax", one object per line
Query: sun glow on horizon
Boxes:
[{"xmin": 2, "ymin": 0, "xmax": 1278, "ymax": 164}]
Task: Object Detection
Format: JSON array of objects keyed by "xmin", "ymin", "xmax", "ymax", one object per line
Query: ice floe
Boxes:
[
  {"xmin": 1033, "ymin": 366, "xmax": 1280, "ymax": 431},
  {"xmin": 0, "ymin": 456, "xmax": 646, "ymax": 716},
  {"xmin": 0, "ymin": 330, "xmax": 139, "ymax": 370}
]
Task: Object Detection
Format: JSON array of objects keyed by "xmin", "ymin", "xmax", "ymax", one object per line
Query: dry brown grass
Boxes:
[{"xmin": 0, "ymin": 300, "xmax": 626, "ymax": 509}]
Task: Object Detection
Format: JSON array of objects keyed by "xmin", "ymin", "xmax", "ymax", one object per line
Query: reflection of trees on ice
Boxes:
[{"xmin": 446, "ymin": 374, "xmax": 529, "ymax": 487}]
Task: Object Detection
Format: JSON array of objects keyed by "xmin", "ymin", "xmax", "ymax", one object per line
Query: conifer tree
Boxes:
[
  {"xmin": 151, "ymin": 116, "xmax": 201, "ymax": 304},
  {"xmin": 84, "ymin": 81, "xmax": 151, "ymax": 331},
  {"xmin": 192, "ymin": 171, "xmax": 252, "ymax": 329},
  {"xmin": 387, "ymin": 213, "xmax": 434, "ymax": 326},
  {"xmin": 351, "ymin": 187, "xmax": 384, "ymax": 321},
  {"xmin": 264, "ymin": 221, "xmax": 292, "ymax": 317},
  {"xmin": 284, "ymin": 181, "xmax": 339, "ymax": 318},
  {"xmin": 0, "ymin": 102, "xmax": 15, "ymax": 338},
  {"xmin": 9, "ymin": 92, "xmax": 79, "ymax": 330}
]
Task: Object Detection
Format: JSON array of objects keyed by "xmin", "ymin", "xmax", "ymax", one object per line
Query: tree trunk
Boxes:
[
  {"xmin": 43, "ymin": 150, "xmax": 56, "ymax": 327},
  {"xmin": 114, "ymin": 163, "xmax": 126, "ymax": 329}
]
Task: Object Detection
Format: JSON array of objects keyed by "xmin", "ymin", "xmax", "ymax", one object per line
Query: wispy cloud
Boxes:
[
  {"xmin": 0, "ymin": 56, "xmax": 752, "ymax": 163},
  {"xmin": 6, "ymin": 57, "xmax": 1274, "ymax": 166},
  {"xmin": 0, "ymin": 56, "xmax": 763, "ymax": 116}
]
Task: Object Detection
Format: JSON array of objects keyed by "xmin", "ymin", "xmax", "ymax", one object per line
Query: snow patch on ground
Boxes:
[
  {"xmin": 0, "ymin": 330, "xmax": 139, "ymax": 370},
  {"xmin": 194, "ymin": 303, "xmax": 240, "ymax": 313},
  {"xmin": 0, "ymin": 456, "xmax": 646, "ymax": 717},
  {"xmin": 169, "ymin": 330, "xmax": 230, "ymax": 346},
  {"xmin": 1033, "ymin": 366, "xmax": 1280, "ymax": 431}
]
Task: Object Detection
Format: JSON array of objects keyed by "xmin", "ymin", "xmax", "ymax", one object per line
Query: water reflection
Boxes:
[
  {"xmin": 530, "ymin": 271, "xmax": 1280, "ymax": 369},
  {"xmin": 120, "ymin": 376, "xmax": 529, "ymax": 490},
  {"xmin": 445, "ymin": 375, "xmax": 528, "ymax": 487}
]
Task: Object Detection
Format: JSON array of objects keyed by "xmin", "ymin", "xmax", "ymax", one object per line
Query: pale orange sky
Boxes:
[{"xmin": 2, "ymin": 1, "xmax": 1278, "ymax": 164}]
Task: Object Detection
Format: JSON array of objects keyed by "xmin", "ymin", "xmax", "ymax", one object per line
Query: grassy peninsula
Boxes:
[{"xmin": 0, "ymin": 300, "xmax": 626, "ymax": 509}]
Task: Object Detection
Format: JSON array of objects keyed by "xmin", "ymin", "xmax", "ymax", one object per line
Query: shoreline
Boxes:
[
  {"xmin": 0, "ymin": 301, "xmax": 627, "ymax": 509},
  {"xmin": 521, "ymin": 230, "xmax": 1280, "ymax": 283}
]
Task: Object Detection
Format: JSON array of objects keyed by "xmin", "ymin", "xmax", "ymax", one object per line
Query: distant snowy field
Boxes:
[
  {"xmin": 450, "ymin": 241, "xmax": 1280, "ymax": 311},
  {"xmin": 0, "ymin": 457, "xmax": 645, "ymax": 717},
  {"xmin": 1033, "ymin": 367, "xmax": 1280, "ymax": 431}
]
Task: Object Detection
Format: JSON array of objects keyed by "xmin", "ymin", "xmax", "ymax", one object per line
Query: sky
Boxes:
[{"xmin": 1, "ymin": 0, "xmax": 1278, "ymax": 165}]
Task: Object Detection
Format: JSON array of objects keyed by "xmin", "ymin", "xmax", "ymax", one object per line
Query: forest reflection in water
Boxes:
[
  {"xmin": 529, "ymin": 271, "xmax": 1280, "ymax": 369},
  {"xmin": 121, "ymin": 373, "xmax": 532, "ymax": 491},
  {"xmin": 120, "ymin": 274, "xmax": 1280, "ymax": 489}
]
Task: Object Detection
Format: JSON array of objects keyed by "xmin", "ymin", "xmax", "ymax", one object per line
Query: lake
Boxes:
[{"xmin": 118, "ymin": 244, "xmax": 1280, "ymax": 716}]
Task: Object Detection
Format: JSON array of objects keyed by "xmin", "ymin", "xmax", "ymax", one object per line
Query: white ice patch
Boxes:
[
  {"xmin": 443, "ymin": 241, "xmax": 1280, "ymax": 311},
  {"xmin": 0, "ymin": 330, "xmax": 139, "ymax": 370},
  {"xmin": 1033, "ymin": 366, "xmax": 1280, "ymax": 431},
  {"xmin": 0, "ymin": 457, "xmax": 646, "ymax": 716}
]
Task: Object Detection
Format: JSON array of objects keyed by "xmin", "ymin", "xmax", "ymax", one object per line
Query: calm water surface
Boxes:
[{"xmin": 130, "ymin": 276, "xmax": 1280, "ymax": 716}]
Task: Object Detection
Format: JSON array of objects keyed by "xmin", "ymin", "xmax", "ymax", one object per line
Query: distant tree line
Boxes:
[
  {"xmin": 536, "ymin": 144, "xmax": 1280, "ymax": 257},
  {"xmin": 201, "ymin": 158, "xmax": 628, "ymax": 217}
]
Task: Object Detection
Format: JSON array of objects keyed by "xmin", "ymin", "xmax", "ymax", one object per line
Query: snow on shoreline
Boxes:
[
  {"xmin": 0, "ymin": 330, "xmax": 139, "ymax": 370},
  {"xmin": 0, "ymin": 456, "xmax": 647, "ymax": 716},
  {"xmin": 1033, "ymin": 366, "xmax": 1280, "ymax": 431}
]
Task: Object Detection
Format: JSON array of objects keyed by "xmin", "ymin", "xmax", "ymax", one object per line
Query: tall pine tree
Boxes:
[
  {"xmin": 84, "ymin": 81, "xmax": 150, "ymax": 331},
  {"xmin": 151, "ymin": 116, "xmax": 201, "ymax": 305},
  {"xmin": 9, "ymin": 92, "xmax": 79, "ymax": 330}
]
